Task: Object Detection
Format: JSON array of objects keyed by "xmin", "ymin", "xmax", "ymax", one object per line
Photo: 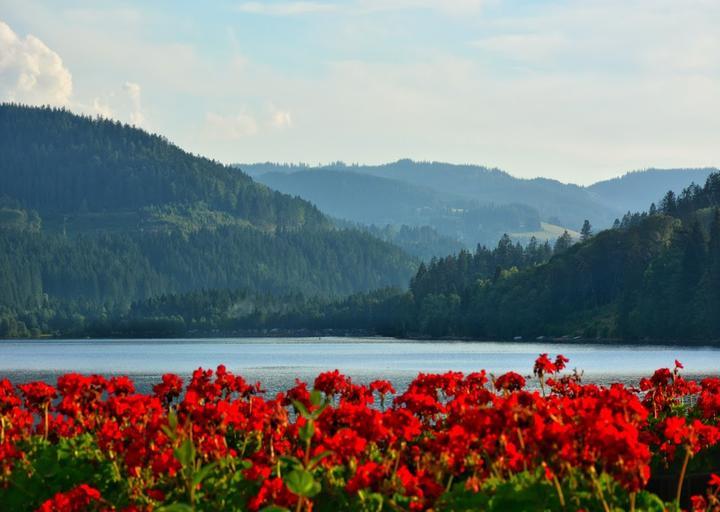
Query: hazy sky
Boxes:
[{"xmin": 1, "ymin": 0, "xmax": 719, "ymax": 184}]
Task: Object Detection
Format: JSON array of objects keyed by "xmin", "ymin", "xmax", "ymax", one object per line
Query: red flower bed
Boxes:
[{"xmin": 0, "ymin": 356, "xmax": 719, "ymax": 511}]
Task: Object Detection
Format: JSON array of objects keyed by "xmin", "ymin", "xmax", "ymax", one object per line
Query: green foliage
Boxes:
[
  {"xmin": 0, "ymin": 104, "xmax": 419, "ymax": 337},
  {"xmin": 1, "ymin": 435, "xmax": 124, "ymax": 511},
  {"xmin": 273, "ymin": 173, "xmax": 720, "ymax": 342},
  {"xmin": 0, "ymin": 104, "xmax": 323, "ymax": 230},
  {"xmin": 439, "ymin": 469, "xmax": 671, "ymax": 512}
]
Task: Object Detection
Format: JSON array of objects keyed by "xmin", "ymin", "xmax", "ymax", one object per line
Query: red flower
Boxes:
[
  {"xmin": 494, "ymin": 372, "xmax": 526, "ymax": 392},
  {"xmin": 18, "ymin": 381, "xmax": 56, "ymax": 411},
  {"xmin": 710, "ymin": 473, "xmax": 720, "ymax": 488},
  {"xmin": 36, "ymin": 484, "xmax": 102, "ymax": 512},
  {"xmin": 314, "ymin": 369, "xmax": 351, "ymax": 397},
  {"xmin": 153, "ymin": 373, "xmax": 183, "ymax": 405},
  {"xmin": 346, "ymin": 461, "xmax": 385, "ymax": 493}
]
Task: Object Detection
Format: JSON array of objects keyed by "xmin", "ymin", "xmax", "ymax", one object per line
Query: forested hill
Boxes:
[
  {"xmin": 371, "ymin": 173, "xmax": 720, "ymax": 341},
  {"xmin": 588, "ymin": 168, "xmax": 717, "ymax": 214},
  {"xmin": 241, "ymin": 160, "xmax": 618, "ymax": 230},
  {"xmin": 0, "ymin": 104, "xmax": 325, "ymax": 230},
  {"xmin": 255, "ymin": 168, "xmax": 543, "ymax": 248},
  {"xmin": 0, "ymin": 105, "xmax": 416, "ymax": 336},
  {"xmin": 243, "ymin": 174, "xmax": 720, "ymax": 342}
]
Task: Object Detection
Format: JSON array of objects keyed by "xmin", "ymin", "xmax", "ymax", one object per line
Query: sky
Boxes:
[{"xmin": 1, "ymin": 0, "xmax": 719, "ymax": 184}]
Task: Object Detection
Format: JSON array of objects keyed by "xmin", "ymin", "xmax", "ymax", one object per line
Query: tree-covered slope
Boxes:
[
  {"xmin": 382, "ymin": 173, "xmax": 720, "ymax": 341},
  {"xmin": 254, "ymin": 168, "xmax": 542, "ymax": 247},
  {"xmin": 246, "ymin": 173, "xmax": 720, "ymax": 342},
  {"xmin": 0, "ymin": 104, "xmax": 327, "ymax": 230},
  {"xmin": 0, "ymin": 104, "xmax": 417, "ymax": 332},
  {"xmin": 588, "ymin": 168, "xmax": 718, "ymax": 214},
  {"xmin": 244, "ymin": 160, "xmax": 616, "ymax": 230},
  {"xmin": 244, "ymin": 162, "xmax": 718, "ymax": 236}
]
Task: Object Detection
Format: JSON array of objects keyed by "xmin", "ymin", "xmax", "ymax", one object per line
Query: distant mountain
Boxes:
[
  {"xmin": 588, "ymin": 168, "xmax": 718, "ymax": 213},
  {"xmin": 253, "ymin": 168, "xmax": 542, "ymax": 248},
  {"xmin": 277, "ymin": 171, "xmax": 720, "ymax": 342},
  {"xmin": 240, "ymin": 160, "xmax": 619, "ymax": 233},
  {"xmin": 258, "ymin": 169, "xmax": 451, "ymax": 226},
  {"xmin": 241, "ymin": 162, "xmax": 719, "ymax": 240},
  {"xmin": 0, "ymin": 105, "xmax": 416, "ymax": 323}
]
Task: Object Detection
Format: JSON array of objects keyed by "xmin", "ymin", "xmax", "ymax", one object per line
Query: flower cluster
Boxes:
[{"xmin": 0, "ymin": 356, "xmax": 718, "ymax": 511}]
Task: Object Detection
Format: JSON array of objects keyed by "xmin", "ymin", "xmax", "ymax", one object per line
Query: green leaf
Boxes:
[
  {"xmin": 635, "ymin": 491, "xmax": 671, "ymax": 512},
  {"xmin": 174, "ymin": 438, "xmax": 195, "ymax": 468},
  {"xmin": 156, "ymin": 504, "xmax": 194, "ymax": 512},
  {"xmin": 162, "ymin": 412, "xmax": 179, "ymax": 440},
  {"xmin": 168, "ymin": 410, "xmax": 178, "ymax": 430},
  {"xmin": 310, "ymin": 402, "xmax": 328, "ymax": 420},
  {"xmin": 279, "ymin": 455, "xmax": 303, "ymax": 468},
  {"xmin": 259, "ymin": 506, "xmax": 291, "ymax": 512},
  {"xmin": 299, "ymin": 420, "xmax": 315, "ymax": 443},
  {"xmin": 284, "ymin": 469, "xmax": 321, "ymax": 497},
  {"xmin": 292, "ymin": 399, "xmax": 310, "ymax": 419},
  {"xmin": 358, "ymin": 490, "xmax": 385, "ymax": 512},
  {"xmin": 309, "ymin": 390, "xmax": 324, "ymax": 406},
  {"xmin": 192, "ymin": 461, "xmax": 218, "ymax": 487},
  {"xmin": 308, "ymin": 450, "xmax": 332, "ymax": 469}
]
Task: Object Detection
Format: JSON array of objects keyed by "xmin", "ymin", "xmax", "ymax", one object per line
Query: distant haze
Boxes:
[
  {"xmin": 2, "ymin": 1, "xmax": 719, "ymax": 183},
  {"xmin": 240, "ymin": 160, "xmax": 718, "ymax": 237}
]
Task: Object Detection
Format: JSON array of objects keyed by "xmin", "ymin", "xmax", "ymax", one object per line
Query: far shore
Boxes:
[{"xmin": 2, "ymin": 330, "xmax": 719, "ymax": 348}]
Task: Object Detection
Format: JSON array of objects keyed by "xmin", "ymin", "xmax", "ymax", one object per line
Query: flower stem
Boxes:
[
  {"xmin": 590, "ymin": 469, "xmax": 611, "ymax": 512},
  {"xmin": 675, "ymin": 447, "xmax": 691, "ymax": 506},
  {"xmin": 43, "ymin": 402, "xmax": 49, "ymax": 441},
  {"xmin": 552, "ymin": 474, "xmax": 566, "ymax": 509}
]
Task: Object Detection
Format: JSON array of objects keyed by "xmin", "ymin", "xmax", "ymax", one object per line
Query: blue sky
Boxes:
[{"xmin": 1, "ymin": 0, "xmax": 719, "ymax": 183}]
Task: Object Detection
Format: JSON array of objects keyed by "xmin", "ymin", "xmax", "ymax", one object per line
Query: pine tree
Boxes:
[
  {"xmin": 660, "ymin": 191, "xmax": 677, "ymax": 216},
  {"xmin": 580, "ymin": 220, "xmax": 593, "ymax": 241},
  {"xmin": 554, "ymin": 231, "xmax": 573, "ymax": 253}
]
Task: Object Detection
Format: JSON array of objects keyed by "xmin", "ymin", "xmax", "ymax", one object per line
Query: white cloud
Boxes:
[
  {"xmin": 236, "ymin": 2, "xmax": 336, "ymax": 15},
  {"xmin": 123, "ymin": 81, "xmax": 144, "ymax": 125},
  {"xmin": 90, "ymin": 97, "xmax": 113, "ymax": 118},
  {"xmin": 0, "ymin": 19, "xmax": 72, "ymax": 105},
  {"xmin": 269, "ymin": 105, "xmax": 292, "ymax": 128},
  {"xmin": 4, "ymin": 1, "xmax": 719, "ymax": 183},
  {"xmin": 83, "ymin": 82, "xmax": 145, "ymax": 126},
  {"xmin": 205, "ymin": 111, "xmax": 259, "ymax": 139}
]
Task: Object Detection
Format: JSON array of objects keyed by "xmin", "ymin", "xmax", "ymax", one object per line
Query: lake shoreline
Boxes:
[{"xmin": 3, "ymin": 329, "xmax": 719, "ymax": 348}]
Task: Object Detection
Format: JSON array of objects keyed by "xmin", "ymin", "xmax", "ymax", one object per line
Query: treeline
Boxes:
[
  {"xmin": 100, "ymin": 173, "xmax": 720, "ymax": 342},
  {"xmin": 0, "ymin": 104, "xmax": 422, "ymax": 337},
  {"xmin": 375, "ymin": 174, "xmax": 720, "ymax": 341},
  {"xmin": 17, "ymin": 234, "xmax": 557, "ymax": 338},
  {"xmin": 0, "ymin": 225, "xmax": 416, "ymax": 336}
]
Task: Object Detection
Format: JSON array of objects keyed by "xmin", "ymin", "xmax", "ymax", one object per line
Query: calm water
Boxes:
[{"xmin": 1, "ymin": 337, "xmax": 718, "ymax": 394}]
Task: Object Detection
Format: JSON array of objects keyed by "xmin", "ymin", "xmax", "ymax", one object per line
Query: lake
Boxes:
[{"xmin": 1, "ymin": 337, "xmax": 719, "ymax": 395}]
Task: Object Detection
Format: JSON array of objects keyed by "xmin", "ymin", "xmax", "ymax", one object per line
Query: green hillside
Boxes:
[
  {"xmin": 588, "ymin": 168, "xmax": 718, "ymax": 213},
  {"xmin": 0, "ymin": 105, "xmax": 417, "ymax": 336},
  {"xmin": 255, "ymin": 168, "xmax": 542, "ymax": 248},
  {"xmin": 247, "ymin": 174, "xmax": 720, "ymax": 342}
]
